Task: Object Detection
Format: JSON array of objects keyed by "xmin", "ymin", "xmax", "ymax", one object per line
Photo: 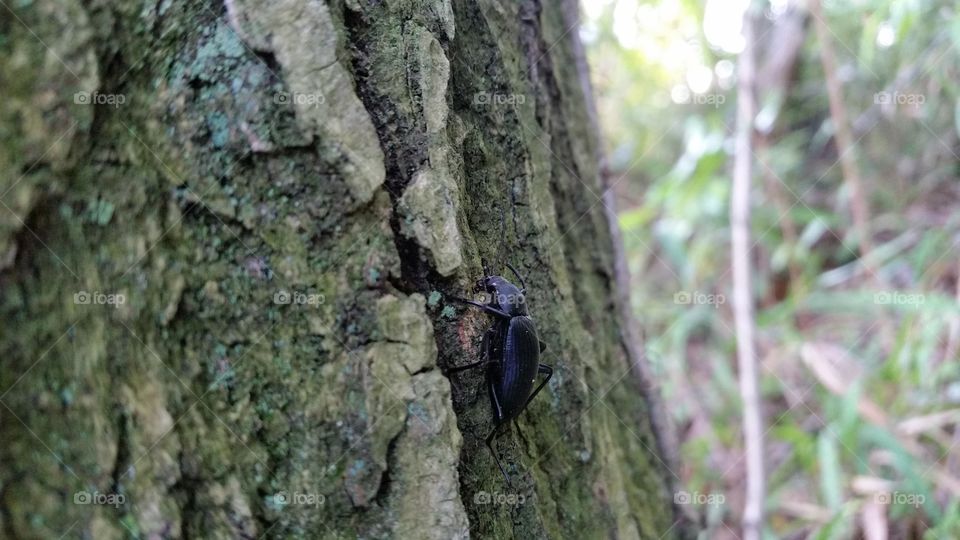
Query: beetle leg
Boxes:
[
  {"xmin": 485, "ymin": 423, "xmax": 511, "ymax": 485},
  {"xmin": 449, "ymin": 296, "xmax": 512, "ymax": 319},
  {"xmin": 449, "ymin": 326, "xmax": 499, "ymax": 374},
  {"xmin": 538, "ymin": 340, "xmax": 547, "ymax": 353},
  {"xmin": 522, "ymin": 363, "xmax": 554, "ymax": 411},
  {"xmin": 446, "ymin": 359, "xmax": 487, "ymax": 373},
  {"xmin": 489, "ymin": 380, "xmax": 504, "ymax": 421}
]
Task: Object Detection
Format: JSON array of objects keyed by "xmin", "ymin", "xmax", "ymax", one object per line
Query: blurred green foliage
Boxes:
[{"xmin": 585, "ymin": 0, "xmax": 960, "ymax": 537}]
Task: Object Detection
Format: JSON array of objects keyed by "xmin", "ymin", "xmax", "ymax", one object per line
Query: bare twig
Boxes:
[
  {"xmin": 732, "ymin": 8, "xmax": 765, "ymax": 540},
  {"xmin": 942, "ymin": 260, "xmax": 960, "ymax": 364},
  {"xmin": 755, "ymin": 6, "xmax": 808, "ymax": 287},
  {"xmin": 810, "ymin": 0, "xmax": 875, "ymax": 267},
  {"xmin": 861, "ymin": 499, "xmax": 889, "ymax": 540}
]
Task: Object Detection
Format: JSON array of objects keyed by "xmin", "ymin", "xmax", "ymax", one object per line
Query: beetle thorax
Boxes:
[{"xmin": 483, "ymin": 276, "xmax": 527, "ymax": 316}]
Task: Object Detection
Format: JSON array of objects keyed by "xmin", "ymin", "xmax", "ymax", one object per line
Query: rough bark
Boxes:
[{"xmin": 0, "ymin": 0, "xmax": 682, "ymax": 538}]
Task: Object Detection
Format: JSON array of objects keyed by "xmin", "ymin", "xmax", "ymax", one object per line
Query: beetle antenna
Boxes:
[
  {"xmin": 493, "ymin": 201, "xmax": 508, "ymax": 277},
  {"xmin": 505, "ymin": 262, "xmax": 527, "ymax": 292},
  {"xmin": 502, "ymin": 178, "xmax": 527, "ymax": 288}
]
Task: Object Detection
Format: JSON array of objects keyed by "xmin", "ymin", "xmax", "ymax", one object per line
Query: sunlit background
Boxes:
[{"xmin": 584, "ymin": 0, "xmax": 960, "ymax": 537}]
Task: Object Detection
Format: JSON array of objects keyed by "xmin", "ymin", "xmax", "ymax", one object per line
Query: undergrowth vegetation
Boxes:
[{"xmin": 587, "ymin": 0, "xmax": 960, "ymax": 537}]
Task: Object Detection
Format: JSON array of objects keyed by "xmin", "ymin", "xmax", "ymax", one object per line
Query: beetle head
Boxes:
[{"xmin": 477, "ymin": 275, "xmax": 527, "ymax": 316}]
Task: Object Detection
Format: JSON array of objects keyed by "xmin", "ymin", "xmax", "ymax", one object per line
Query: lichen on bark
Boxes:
[{"xmin": 0, "ymin": 0, "xmax": 684, "ymax": 538}]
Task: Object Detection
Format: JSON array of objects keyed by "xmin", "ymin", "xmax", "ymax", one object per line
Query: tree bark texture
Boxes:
[{"xmin": 0, "ymin": 0, "xmax": 682, "ymax": 537}]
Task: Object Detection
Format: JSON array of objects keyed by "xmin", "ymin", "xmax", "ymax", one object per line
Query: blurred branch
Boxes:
[
  {"xmin": 756, "ymin": 5, "xmax": 809, "ymax": 287},
  {"xmin": 943, "ymin": 262, "xmax": 960, "ymax": 365},
  {"xmin": 810, "ymin": 0, "xmax": 876, "ymax": 270},
  {"xmin": 732, "ymin": 7, "xmax": 765, "ymax": 540},
  {"xmin": 756, "ymin": 6, "xmax": 808, "ymax": 95},
  {"xmin": 860, "ymin": 499, "xmax": 889, "ymax": 540},
  {"xmin": 852, "ymin": 35, "xmax": 951, "ymax": 135}
]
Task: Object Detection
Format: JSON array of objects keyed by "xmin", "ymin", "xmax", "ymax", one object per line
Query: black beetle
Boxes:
[{"xmin": 448, "ymin": 262, "xmax": 553, "ymax": 484}]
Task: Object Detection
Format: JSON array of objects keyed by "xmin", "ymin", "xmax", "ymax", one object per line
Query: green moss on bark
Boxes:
[{"xmin": 0, "ymin": 0, "xmax": 682, "ymax": 538}]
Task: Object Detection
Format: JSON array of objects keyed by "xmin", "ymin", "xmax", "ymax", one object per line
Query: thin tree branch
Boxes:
[
  {"xmin": 733, "ymin": 7, "xmax": 765, "ymax": 540},
  {"xmin": 810, "ymin": 0, "xmax": 875, "ymax": 264},
  {"xmin": 756, "ymin": 5, "xmax": 808, "ymax": 288}
]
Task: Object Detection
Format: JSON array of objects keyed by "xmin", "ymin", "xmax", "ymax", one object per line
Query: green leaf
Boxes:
[{"xmin": 818, "ymin": 430, "xmax": 843, "ymax": 508}]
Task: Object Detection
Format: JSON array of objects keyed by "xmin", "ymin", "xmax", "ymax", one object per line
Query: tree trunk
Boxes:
[{"xmin": 0, "ymin": 0, "xmax": 684, "ymax": 538}]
